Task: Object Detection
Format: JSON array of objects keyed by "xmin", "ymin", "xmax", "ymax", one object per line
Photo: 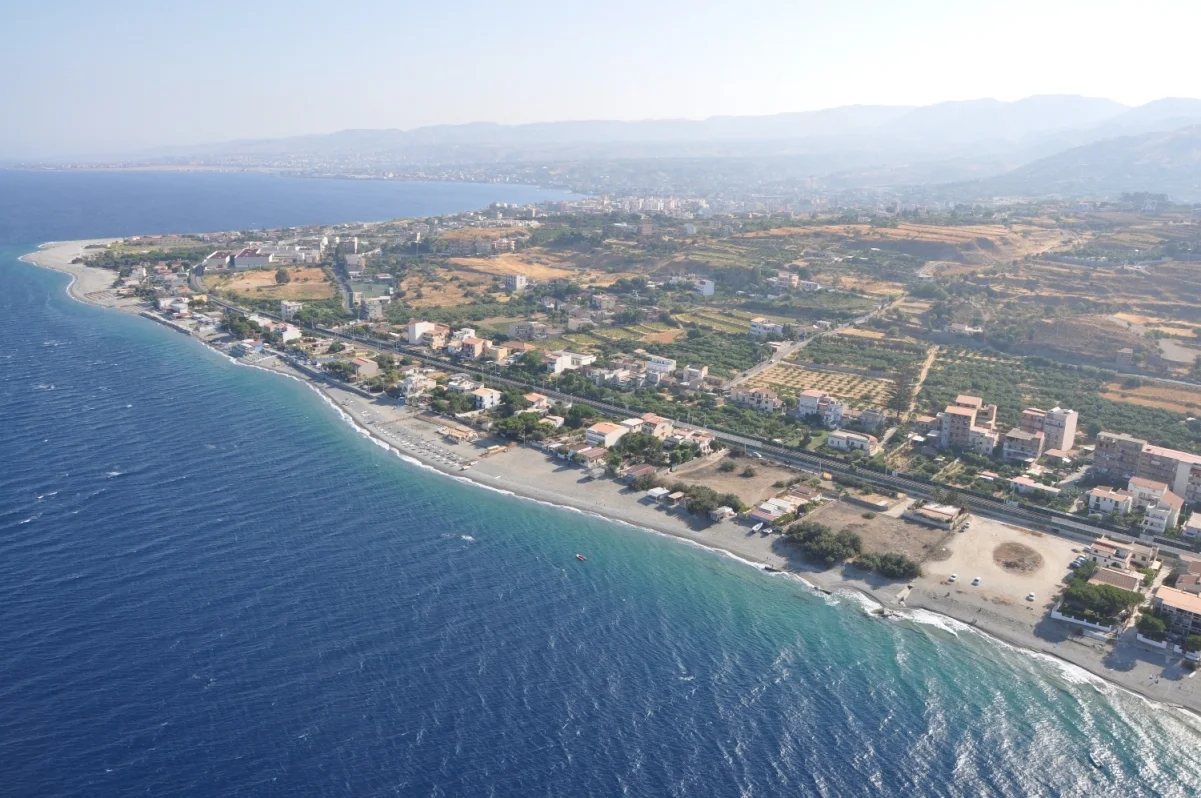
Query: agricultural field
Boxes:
[
  {"xmin": 746, "ymin": 363, "xmax": 894, "ymax": 407},
  {"xmin": 1100, "ymin": 380, "xmax": 1201, "ymax": 415},
  {"xmin": 619, "ymin": 322, "xmax": 683, "ymax": 343},
  {"xmin": 796, "ymin": 335, "xmax": 929, "ymax": 374},
  {"xmin": 209, "ymin": 267, "xmax": 335, "ymax": 301},
  {"xmin": 673, "ymin": 310, "xmax": 750, "ymax": 334},
  {"xmin": 737, "ymin": 222, "xmax": 1071, "ymax": 266}
]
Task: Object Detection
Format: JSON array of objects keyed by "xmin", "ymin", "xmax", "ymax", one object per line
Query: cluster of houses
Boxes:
[
  {"xmin": 539, "ymin": 412, "xmax": 716, "ymax": 475},
  {"xmin": 1088, "ymin": 477, "xmax": 1189, "ymax": 536}
]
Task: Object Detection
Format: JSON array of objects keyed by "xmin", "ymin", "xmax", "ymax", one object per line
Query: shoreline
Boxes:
[{"xmin": 16, "ymin": 239, "xmax": 1201, "ymax": 721}]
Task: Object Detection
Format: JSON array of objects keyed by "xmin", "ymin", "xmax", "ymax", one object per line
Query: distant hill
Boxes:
[
  {"xmin": 146, "ymin": 95, "xmax": 1135, "ymax": 161},
  {"xmin": 879, "ymin": 95, "xmax": 1127, "ymax": 145},
  {"xmin": 953, "ymin": 125, "xmax": 1201, "ymax": 201},
  {"xmin": 121, "ymin": 95, "xmax": 1201, "ymax": 199}
]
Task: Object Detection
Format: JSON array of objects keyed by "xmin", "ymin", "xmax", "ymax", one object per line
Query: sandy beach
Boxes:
[{"xmin": 19, "ymin": 240, "xmax": 1201, "ymax": 718}]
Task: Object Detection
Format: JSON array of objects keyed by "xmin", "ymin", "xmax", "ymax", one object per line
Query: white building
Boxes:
[
  {"xmin": 827, "ymin": 430, "xmax": 880, "ymax": 455},
  {"xmin": 280, "ymin": 300, "xmax": 303, "ymax": 321},
  {"xmin": 694, "ymin": 279, "xmax": 715, "ymax": 297},
  {"xmin": 585, "ymin": 422, "xmax": 630, "ymax": 449},
  {"xmin": 472, "ymin": 387, "xmax": 503, "ymax": 410},
  {"xmin": 1142, "ymin": 492, "xmax": 1184, "ymax": 536},
  {"xmin": 730, "ymin": 387, "xmax": 783, "ymax": 413},
  {"xmin": 408, "ymin": 320, "xmax": 435, "ymax": 343},
  {"xmin": 791, "ymin": 389, "xmax": 843, "ymax": 427},
  {"xmin": 749, "ymin": 317, "xmax": 785, "ymax": 338},
  {"xmin": 1129, "ymin": 477, "xmax": 1170, "ymax": 509},
  {"xmin": 646, "ymin": 356, "xmax": 677, "ymax": 377},
  {"xmin": 1088, "ymin": 486, "xmax": 1133, "ymax": 515},
  {"xmin": 545, "ymin": 351, "xmax": 597, "ymax": 374}
]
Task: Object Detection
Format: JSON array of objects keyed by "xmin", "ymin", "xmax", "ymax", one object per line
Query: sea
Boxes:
[{"xmin": 1, "ymin": 169, "xmax": 1199, "ymax": 797}]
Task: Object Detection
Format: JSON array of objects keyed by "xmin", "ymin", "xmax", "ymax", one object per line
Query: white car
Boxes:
[
  {"xmin": 971, "ymin": 577, "xmax": 981, "ymax": 586},
  {"xmin": 948, "ymin": 574, "xmax": 958, "ymax": 583},
  {"xmin": 1026, "ymin": 592, "xmax": 1036, "ymax": 602}
]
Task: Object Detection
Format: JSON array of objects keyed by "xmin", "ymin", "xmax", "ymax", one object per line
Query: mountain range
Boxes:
[{"xmin": 132, "ymin": 96, "xmax": 1201, "ymax": 201}]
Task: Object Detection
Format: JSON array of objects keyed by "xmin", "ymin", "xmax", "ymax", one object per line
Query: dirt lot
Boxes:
[
  {"xmin": 1101, "ymin": 380, "xmax": 1201, "ymax": 414},
  {"xmin": 399, "ymin": 270, "xmax": 495, "ymax": 308},
  {"xmin": 210, "ymin": 267, "xmax": 335, "ymax": 300},
  {"xmin": 806, "ymin": 500, "xmax": 950, "ymax": 562},
  {"xmin": 918, "ymin": 514, "xmax": 1078, "ymax": 606},
  {"xmin": 669, "ymin": 454, "xmax": 808, "ymax": 507}
]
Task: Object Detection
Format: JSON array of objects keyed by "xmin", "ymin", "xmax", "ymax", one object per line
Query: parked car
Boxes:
[
  {"xmin": 948, "ymin": 574, "xmax": 958, "ymax": 583},
  {"xmin": 1026, "ymin": 592, "xmax": 1036, "ymax": 602},
  {"xmin": 971, "ymin": 577, "xmax": 981, "ymax": 586}
]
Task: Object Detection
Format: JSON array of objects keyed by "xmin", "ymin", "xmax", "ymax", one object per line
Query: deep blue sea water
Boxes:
[{"xmin": 2, "ymin": 171, "xmax": 1200, "ymax": 797}]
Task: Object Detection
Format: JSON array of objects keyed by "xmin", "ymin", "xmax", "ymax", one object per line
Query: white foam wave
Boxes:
[{"xmin": 828, "ymin": 588, "xmax": 886, "ymax": 615}]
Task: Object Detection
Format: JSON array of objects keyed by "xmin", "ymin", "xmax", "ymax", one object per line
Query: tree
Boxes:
[
  {"xmin": 324, "ymin": 360, "xmax": 355, "ymax": 381},
  {"xmin": 327, "ymin": 341, "xmax": 345, "ymax": 354},
  {"xmin": 741, "ymin": 466, "xmax": 757, "ymax": 477},
  {"xmin": 1186, "ymin": 635, "xmax": 1201, "ymax": 653},
  {"xmin": 630, "ymin": 474, "xmax": 656, "ymax": 491},
  {"xmin": 1136, "ymin": 613, "xmax": 1167, "ymax": 641},
  {"xmin": 565, "ymin": 403, "xmax": 597, "ymax": 428},
  {"xmin": 275, "ymin": 267, "xmax": 291, "ymax": 285},
  {"xmin": 669, "ymin": 443, "xmax": 699, "ymax": 466},
  {"xmin": 785, "ymin": 521, "xmax": 862, "ymax": 567},
  {"xmin": 888, "ymin": 368, "xmax": 915, "ymax": 413},
  {"xmin": 855, "ymin": 552, "xmax": 921, "ymax": 579},
  {"xmin": 718, "ymin": 460, "xmax": 736, "ymax": 473}
]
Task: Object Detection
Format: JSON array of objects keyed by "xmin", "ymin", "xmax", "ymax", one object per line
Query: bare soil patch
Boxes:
[
  {"xmin": 993, "ymin": 542, "xmax": 1044, "ymax": 573},
  {"xmin": 211, "ymin": 267, "xmax": 335, "ymax": 300},
  {"xmin": 806, "ymin": 501, "xmax": 950, "ymax": 562},
  {"xmin": 669, "ymin": 455, "xmax": 804, "ymax": 507},
  {"xmin": 1101, "ymin": 380, "xmax": 1201, "ymax": 414}
]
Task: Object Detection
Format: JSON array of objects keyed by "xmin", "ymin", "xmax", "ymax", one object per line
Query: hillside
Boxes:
[{"xmin": 957, "ymin": 126, "xmax": 1201, "ymax": 201}]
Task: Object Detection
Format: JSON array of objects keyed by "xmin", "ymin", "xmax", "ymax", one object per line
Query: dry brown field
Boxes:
[
  {"xmin": 210, "ymin": 267, "xmax": 335, "ymax": 300},
  {"xmin": 1101, "ymin": 381, "xmax": 1201, "ymax": 414},
  {"xmin": 669, "ymin": 456, "xmax": 803, "ymax": 507},
  {"xmin": 438, "ymin": 226, "xmax": 530, "ymax": 242}
]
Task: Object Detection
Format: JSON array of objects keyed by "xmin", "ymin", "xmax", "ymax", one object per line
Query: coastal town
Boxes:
[{"xmin": 28, "ymin": 191, "xmax": 1201, "ymax": 711}]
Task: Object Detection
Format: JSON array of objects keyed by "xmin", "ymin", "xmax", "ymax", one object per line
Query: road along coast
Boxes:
[{"xmin": 20, "ymin": 239, "xmax": 1201, "ymax": 719}]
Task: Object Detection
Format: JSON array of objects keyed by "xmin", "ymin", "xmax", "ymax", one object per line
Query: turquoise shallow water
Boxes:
[{"xmin": 1, "ymin": 172, "xmax": 1200, "ymax": 796}]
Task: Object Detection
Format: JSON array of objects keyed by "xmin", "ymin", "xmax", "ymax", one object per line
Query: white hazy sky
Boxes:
[{"xmin": 2, "ymin": 0, "xmax": 1200, "ymax": 157}]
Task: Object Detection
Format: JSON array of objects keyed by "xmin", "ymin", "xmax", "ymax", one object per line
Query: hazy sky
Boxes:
[{"xmin": 3, "ymin": 0, "xmax": 1200, "ymax": 157}]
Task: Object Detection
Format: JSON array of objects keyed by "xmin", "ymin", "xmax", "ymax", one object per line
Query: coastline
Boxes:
[{"xmin": 17, "ymin": 239, "xmax": 1201, "ymax": 721}]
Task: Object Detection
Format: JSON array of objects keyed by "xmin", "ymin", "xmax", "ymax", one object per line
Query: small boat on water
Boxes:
[
  {"xmin": 1089, "ymin": 751, "xmax": 1105, "ymax": 770},
  {"xmin": 575, "ymin": 554, "xmax": 587, "ymax": 562}
]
